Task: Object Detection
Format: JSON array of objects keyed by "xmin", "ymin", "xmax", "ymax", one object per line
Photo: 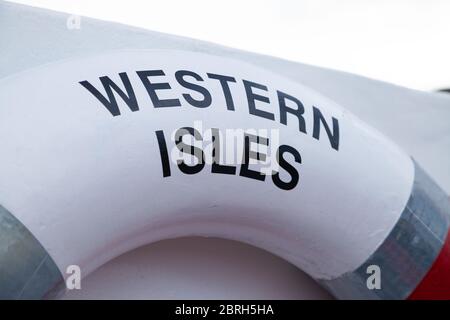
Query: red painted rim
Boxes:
[{"xmin": 409, "ymin": 230, "xmax": 450, "ymax": 300}]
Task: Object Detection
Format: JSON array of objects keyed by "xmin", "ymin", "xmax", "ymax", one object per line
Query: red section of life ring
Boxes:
[{"xmin": 409, "ymin": 229, "xmax": 450, "ymax": 300}]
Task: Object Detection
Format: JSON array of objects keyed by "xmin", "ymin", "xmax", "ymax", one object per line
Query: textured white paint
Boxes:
[{"xmin": 0, "ymin": 49, "xmax": 413, "ymax": 280}]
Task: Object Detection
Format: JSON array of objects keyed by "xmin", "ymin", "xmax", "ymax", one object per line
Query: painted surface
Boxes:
[
  {"xmin": 0, "ymin": 50, "xmax": 413, "ymax": 281},
  {"xmin": 1, "ymin": 2, "xmax": 449, "ymax": 299}
]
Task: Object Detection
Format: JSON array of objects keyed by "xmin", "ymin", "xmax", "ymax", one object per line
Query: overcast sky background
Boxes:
[{"xmin": 8, "ymin": 0, "xmax": 450, "ymax": 91}]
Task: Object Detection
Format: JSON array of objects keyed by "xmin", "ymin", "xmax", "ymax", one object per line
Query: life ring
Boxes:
[{"xmin": 0, "ymin": 50, "xmax": 448, "ymax": 299}]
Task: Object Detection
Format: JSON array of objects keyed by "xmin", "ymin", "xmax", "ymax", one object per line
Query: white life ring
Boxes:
[{"xmin": 0, "ymin": 50, "xmax": 448, "ymax": 299}]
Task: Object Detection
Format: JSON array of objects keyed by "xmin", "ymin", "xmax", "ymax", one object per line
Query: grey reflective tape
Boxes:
[
  {"xmin": 320, "ymin": 161, "xmax": 450, "ymax": 299},
  {"xmin": 0, "ymin": 205, "xmax": 64, "ymax": 299}
]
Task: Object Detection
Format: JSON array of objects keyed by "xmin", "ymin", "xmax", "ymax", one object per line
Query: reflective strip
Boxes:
[
  {"xmin": 0, "ymin": 205, "xmax": 63, "ymax": 299},
  {"xmin": 320, "ymin": 161, "xmax": 450, "ymax": 299}
]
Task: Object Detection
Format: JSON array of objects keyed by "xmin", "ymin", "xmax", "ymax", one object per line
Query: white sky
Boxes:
[{"xmin": 8, "ymin": 0, "xmax": 450, "ymax": 91}]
